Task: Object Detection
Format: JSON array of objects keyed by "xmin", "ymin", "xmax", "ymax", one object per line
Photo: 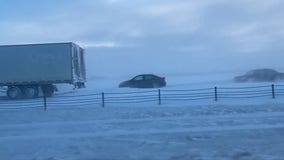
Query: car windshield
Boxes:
[
  {"xmin": 245, "ymin": 71, "xmax": 254, "ymax": 76},
  {"xmin": 133, "ymin": 75, "xmax": 143, "ymax": 81}
]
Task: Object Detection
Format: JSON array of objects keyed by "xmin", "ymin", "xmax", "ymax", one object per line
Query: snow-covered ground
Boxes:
[{"xmin": 1, "ymin": 74, "xmax": 284, "ymax": 160}]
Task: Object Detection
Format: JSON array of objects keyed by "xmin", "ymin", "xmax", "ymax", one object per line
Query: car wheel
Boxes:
[{"xmin": 152, "ymin": 83, "xmax": 160, "ymax": 88}]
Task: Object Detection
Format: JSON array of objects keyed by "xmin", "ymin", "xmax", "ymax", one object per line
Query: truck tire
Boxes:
[
  {"xmin": 7, "ymin": 86, "xmax": 22, "ymax": 99},
  {"xmin": 22, "ymin": 86, "xmax": 39, "ymax": 98},
  {"xmin": 41, "ymin": 84, "xmax": 55, "ymax": 97}
]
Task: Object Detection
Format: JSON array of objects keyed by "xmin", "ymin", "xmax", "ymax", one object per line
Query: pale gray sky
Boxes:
[{"xmin": 1, "ymin": 0, "xmax": 284, "ymax": 77}]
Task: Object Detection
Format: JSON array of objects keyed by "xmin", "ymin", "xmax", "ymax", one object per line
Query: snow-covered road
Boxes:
[
  {"xmin": 1, "ymin": 111, "xmax": 284, "ymax": 139},
  {"xmin": 1, "ymin": 103, "xmax": 284, "ymax": 160}
]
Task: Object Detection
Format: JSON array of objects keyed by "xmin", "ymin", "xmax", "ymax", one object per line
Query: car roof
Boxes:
[
  {"xmin": 247, "ymin": 69, "xmax": 278, "ymax": 74},
  {"xmin": 136, "ymin": 74, "xmax": 157, "ymax": 77}
]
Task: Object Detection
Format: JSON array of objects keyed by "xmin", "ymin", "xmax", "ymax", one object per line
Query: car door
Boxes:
[
  {"xmin": 131, "ymin": 75, "xmax": 144, "ymax": 88},
  {"xmin": 143, "ymin": 75, "xmax": 154, "ymax": 88}
]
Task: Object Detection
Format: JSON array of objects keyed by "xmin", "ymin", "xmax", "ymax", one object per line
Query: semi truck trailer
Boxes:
[{"xmin": 0, "ymin": 42, "xmax": 86, "ymax": 99}]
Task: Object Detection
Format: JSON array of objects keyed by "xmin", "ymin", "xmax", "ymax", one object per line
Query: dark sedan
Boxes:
[{"xmin": 119, "ymin": 74, "xmax": 166, "ymax": 88}]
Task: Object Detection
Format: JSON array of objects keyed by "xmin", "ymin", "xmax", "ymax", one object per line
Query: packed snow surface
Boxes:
[{"xmin": 1, "ymin": 74, "xmax": 284, "ymax": 160}]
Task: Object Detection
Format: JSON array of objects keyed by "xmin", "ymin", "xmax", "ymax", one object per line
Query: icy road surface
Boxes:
[
  {"xmin": 1, "ymin": 103, "xmax": 284, "ymax": 160},
  {"xmin": 1, "ymin": 75, "xmax": 284, "ymax": 160}
]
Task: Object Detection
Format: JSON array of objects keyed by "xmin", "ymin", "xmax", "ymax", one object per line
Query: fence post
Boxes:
[
  {"xmin": 102, "ymin": 92, "xmax": 105, "ymax": 107},
  {"xmin": 158, "ymin": 89, "xmax": 161, "ymax": 105},
  {"xmin": 214, "ymin": 86, "xmax": 218, "ymax": 101},
  {"xmin": 43, "ymin": 94, "xmax": 47, "ymax": 111},
  {"xmin": 272, "ymin": 84, "xmax": 275, "ymax": 99}
]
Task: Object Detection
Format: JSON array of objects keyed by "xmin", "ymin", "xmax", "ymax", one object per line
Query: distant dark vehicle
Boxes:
[
  {"xmin": 119, "ymin": 74, "xmax": 166, "ymax": 88},
  {"xmin": 234, "ymin": 69, "xmax": 284, "ymax": 82}
]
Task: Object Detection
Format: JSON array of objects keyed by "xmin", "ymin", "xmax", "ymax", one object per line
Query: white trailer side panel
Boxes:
[{"xmin": 0, "ymin": 43, "xmax": 73, "ymax": 85}]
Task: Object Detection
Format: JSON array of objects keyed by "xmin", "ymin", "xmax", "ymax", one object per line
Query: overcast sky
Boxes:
[{"xmin": 1, "ymin": 0, "xmax": 284, "ymax": 77}]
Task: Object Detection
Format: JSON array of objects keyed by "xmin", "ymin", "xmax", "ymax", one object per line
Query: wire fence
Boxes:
[{"xmin": 0, "ymin": 84, "xmax": 284, "ymax": 110}]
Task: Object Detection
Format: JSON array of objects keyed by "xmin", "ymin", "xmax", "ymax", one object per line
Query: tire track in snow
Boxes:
[
  {"xmin": 1, "ymin": 111, "xmax": 284, "ymax": 129},
  {"xmin": 0, "ymin": 111, "xmax": 284, "ymax": 141},
  {"xmin": 0, "ymin": 123, "xmax": 284, "ymax": 141}
]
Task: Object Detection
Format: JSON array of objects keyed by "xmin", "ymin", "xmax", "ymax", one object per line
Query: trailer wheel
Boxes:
[
  {"xmin": 22, "ymin": 86, "xmax": 39, "ymax": 98},
  {"xmin": 7, "ymin": 86, "xmax": 22, "ymax": 99},
  {"xmin": 42, "ymin": 84, "xmax": 55, "ymax": 97}
]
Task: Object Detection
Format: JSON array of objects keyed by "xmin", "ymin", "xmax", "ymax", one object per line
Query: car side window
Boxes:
[
  {"xmin": 133, "ymin": 75, "xmax": 143, "ymax": 81},
  {"xmin": 144, "ymin": 75, "xmax": 153, "ymax": 80}
]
